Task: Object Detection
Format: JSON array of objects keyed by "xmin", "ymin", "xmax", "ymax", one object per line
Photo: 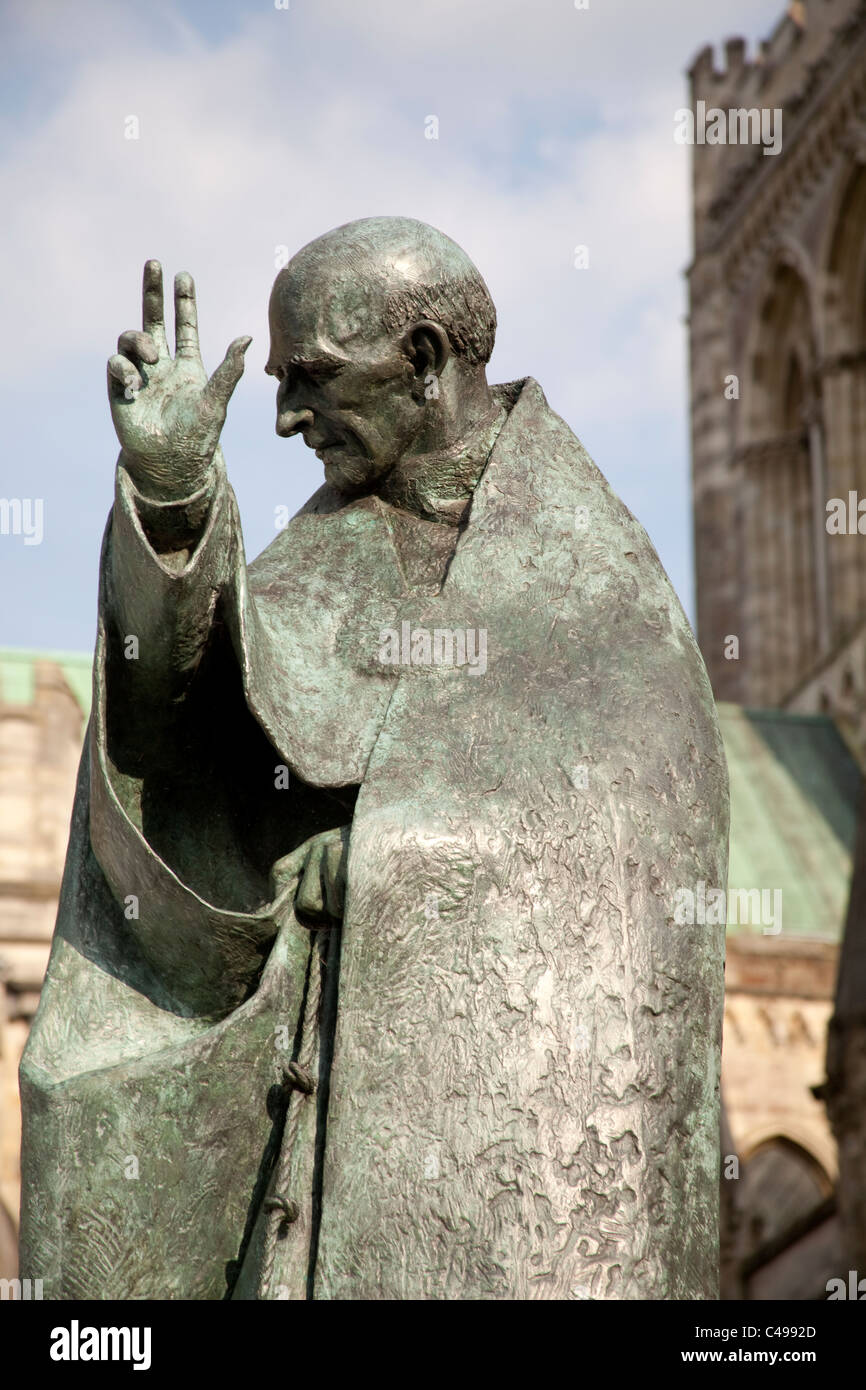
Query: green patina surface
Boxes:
[
  {"xmin": 19, "ymin": 220, "xmax": 731, "ymax": 1301},
  {"xmin": 3, "ymin": 651, "xmax": 851, "ymax": 946}
]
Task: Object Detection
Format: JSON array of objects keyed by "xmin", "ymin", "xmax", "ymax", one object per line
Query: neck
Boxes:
[{"xmin": 378, "ymin": 395, "xmax": 505, "ymax": 523}]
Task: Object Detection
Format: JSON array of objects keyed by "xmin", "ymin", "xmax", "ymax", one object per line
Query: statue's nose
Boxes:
[{"xmin": 276, "ymin": 406, "xmax": 314, "ymax": 438}]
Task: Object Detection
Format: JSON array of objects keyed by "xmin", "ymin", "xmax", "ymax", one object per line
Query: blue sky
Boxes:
[{"xmin": 0, "ymin": 0, "xmax": 786, "ymax": 653}]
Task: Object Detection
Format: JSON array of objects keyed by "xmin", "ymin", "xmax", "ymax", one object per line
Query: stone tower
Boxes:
[
  {"xmin": 689, "ymin": 0, "xmax": 866, "ymax": 735},
  {"xmin": 687, "ymin": 0, "xmax": 866, "ymax": 1290}
]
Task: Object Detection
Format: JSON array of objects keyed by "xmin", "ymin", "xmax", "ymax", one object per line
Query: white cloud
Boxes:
[{"xmin": 0, "ymin": 0, "xmax": 786, "ymax": 646}]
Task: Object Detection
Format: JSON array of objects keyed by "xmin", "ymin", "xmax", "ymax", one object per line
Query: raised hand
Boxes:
[{"xmin": 108, "ymin": 261, "xmax": 251, "ymax": 500}]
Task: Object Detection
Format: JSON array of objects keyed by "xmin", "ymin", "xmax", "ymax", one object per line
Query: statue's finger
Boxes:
[
  {"xmin": 204, "ymin": 336, "xmax": 252, "ymax": 411},
  {"xmin": 174, "ymin": 271, "xmax": 201, "ymax": 360},
  {"xmin": 142, "ymin": 261, "xmax": 168, "ymax": 357},
  {"xmin": 295, "ymin": 853, "xmax": 326, "ymax": 920},
  {"xmin": 269, "ymin": 843, "xmax": 307, "ymax": 897},
  {"xmin": 323, "ymin": 838, "xmax": 346, "ymax": 919},
  {"xmin": 117, "ymin": 330, "xmax": 159, "ymax": 365},
  {"xmin": 107, "ymin": 354, "xmax": 142, "ymax": 393}
]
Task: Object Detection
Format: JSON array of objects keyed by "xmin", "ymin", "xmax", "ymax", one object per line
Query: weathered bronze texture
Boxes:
[{"xmin": 20, "ymin": 218, "xmax": 728, "ymax": 1300}]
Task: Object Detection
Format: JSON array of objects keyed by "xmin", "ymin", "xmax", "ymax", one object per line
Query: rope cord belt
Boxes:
[{"xmin": 257, "ymin": 928, "xmax": 324, "ymax": 1300}]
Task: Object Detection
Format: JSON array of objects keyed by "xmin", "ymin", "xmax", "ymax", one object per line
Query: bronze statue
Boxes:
[{"xmin": 20, "ymin": 217, "xmax": 729, "ymax": 1299}]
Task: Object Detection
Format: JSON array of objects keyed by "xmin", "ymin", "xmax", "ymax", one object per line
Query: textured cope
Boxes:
[{"xmin": 20, "ymin": 373, "xmax": 728, "ymax": 1300}]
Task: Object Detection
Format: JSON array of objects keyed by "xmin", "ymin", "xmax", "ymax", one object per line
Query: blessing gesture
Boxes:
[{"xmin": 108, "ymin": 260, "xmax": 251, "ymax": 500}]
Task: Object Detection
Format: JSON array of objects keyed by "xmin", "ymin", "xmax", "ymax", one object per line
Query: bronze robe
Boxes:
[{"xmin": 20, "ymin": 377, "xmax": 728, "ymax": 1299}]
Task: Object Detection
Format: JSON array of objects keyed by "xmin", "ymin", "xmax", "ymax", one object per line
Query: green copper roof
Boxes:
[
  {"xmin": 719, "ymin": 704, "xmax": 859, "ymax": 942},
  {"xmin": 0, "ymin": 647, "xmax": 92, "ymax": 714}
]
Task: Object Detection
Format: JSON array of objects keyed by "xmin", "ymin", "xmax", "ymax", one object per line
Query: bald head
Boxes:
[
  {"xmin": 265, "ymin": 217, "xmax": 499, "ymax": 500},
  {"xmin": 271, "ymin": 217, "xmax": 496, "ymax": 366}
]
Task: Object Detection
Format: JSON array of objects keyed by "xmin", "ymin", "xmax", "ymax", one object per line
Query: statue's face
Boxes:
[{"xmin": 266, "ymin": 266, "xmax": 425, "ymax": 496}]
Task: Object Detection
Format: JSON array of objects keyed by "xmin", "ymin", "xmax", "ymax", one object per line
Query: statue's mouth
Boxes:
[{"xmin": 306, "ymin": 431, "xmax": 344, "ymax": 459}]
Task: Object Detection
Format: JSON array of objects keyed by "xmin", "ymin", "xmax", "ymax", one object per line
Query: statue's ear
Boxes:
[{"xmin": 401, "ymin": 319, "xmax": 451, "ymax": 381}]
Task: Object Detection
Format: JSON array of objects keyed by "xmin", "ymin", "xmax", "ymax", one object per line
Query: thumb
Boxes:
[
  {"xmin": 269, "ymin": 842, "xmax": 308, "ymax": 900},
  {"xmin": 204, "ymin": 334, "xmax": 252, "ymax": 410}
]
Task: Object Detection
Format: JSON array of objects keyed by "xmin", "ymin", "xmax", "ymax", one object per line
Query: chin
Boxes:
[{"xmin": 324, "ymin": 453, "xmax": 384, "ymax": 498}]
